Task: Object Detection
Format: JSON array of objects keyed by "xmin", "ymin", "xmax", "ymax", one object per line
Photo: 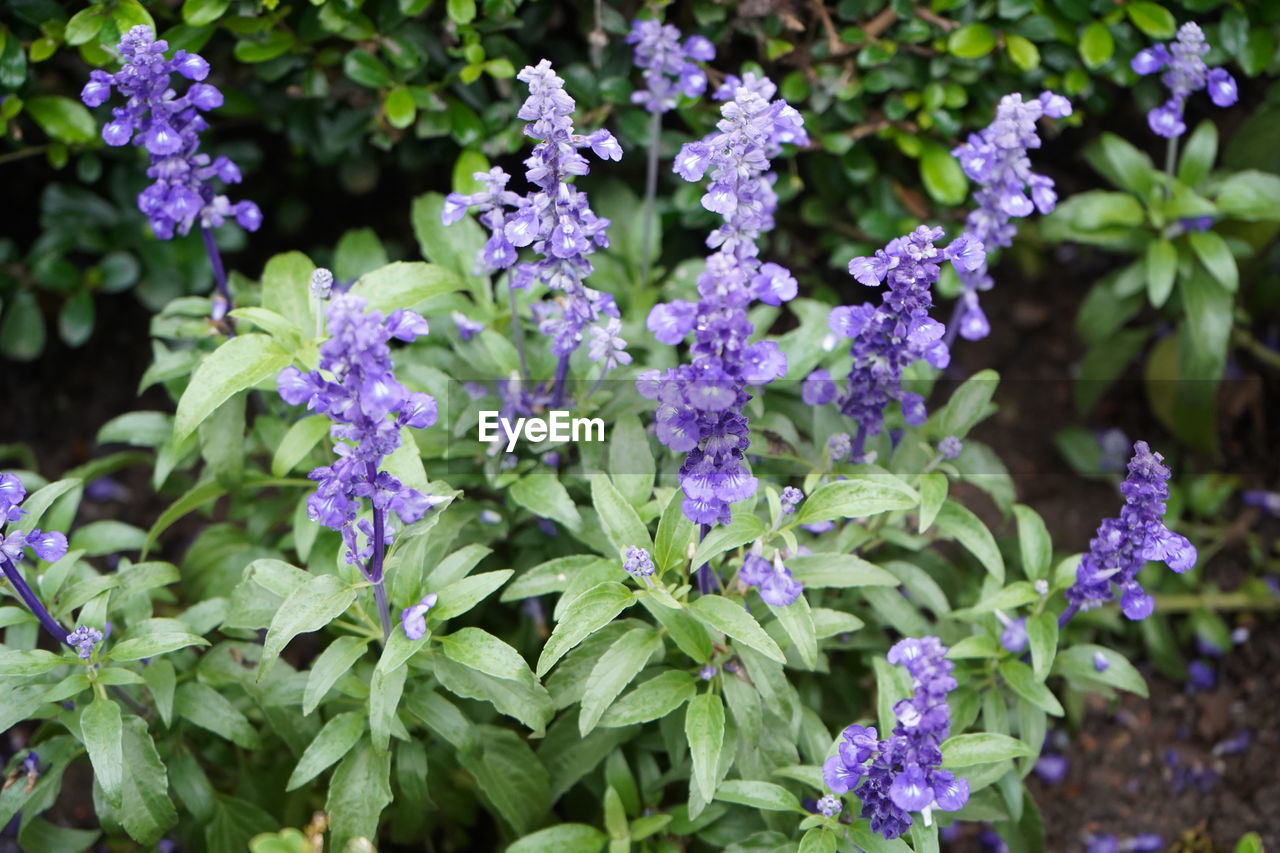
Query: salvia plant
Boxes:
[{"xmin": 3, "ymin": 12, "xmax": 1265, "ymax": 853}]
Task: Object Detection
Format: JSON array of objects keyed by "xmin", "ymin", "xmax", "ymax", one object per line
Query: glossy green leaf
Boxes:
[
  {"xmin": 287, "ymin": 711, "xmax": 364, "ymax": 791},
  {"xmin": 537, "ymin": 582, "xmax": 635, "ymax": 676},
  {"xmin": 940, "ymin": 732, "xmax": 1034, "ymax": 767},
  {"xmin": 795, "ymin": 476, "xmax": 918, "ymax": 524},
  {"xmin": 579, "ymin": 626, "xmax": 662, "ymax": 735},
  {"xmin": 935, "ymin": 500, "xmax": 1005, "ymax": 583},
  {"xmin": 259, "ymin": 574, "xmax": 357, "ymax": 679},
  {"xmin": 1125, "ymin": 2, "xmax": 1176, "ymax": 38},
  {"xmin": 82, "ymin": 698, "xmax": 124, "ymax": 807},
  {"xmin": 948, "ymin": 23, "xmax": 996, "ymax": 59},
  {"xmin": 173, "ymin": 335, "xmax": 291, "ymax": 441},
  {"xmin": 1189, "ymin": 230, "xmax": 1238, "ymax": 293},
  {"xmin": 685, "ymin": 692, "xmax": 725, "ymax": 802},
  {"xmin": 920, "ymin": 141, "xmax": 968, "ymax": 206},
  {"xmin": 1079, "ymin": 21, "xmax": 1114, "ymax": 69},
  {"xmin": 690, "ymin": 594, "xmax": 786, "ymax": 664}
]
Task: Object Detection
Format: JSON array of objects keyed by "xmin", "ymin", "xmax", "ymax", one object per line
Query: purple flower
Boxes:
[
  {"xmin": 802, "ymin": 369, "xmax": 837, "ymax": 406},
  {"xmin": 451, "ymin": 311, "xmax": 484, "ymax": 341},
  {"xmin": 1086, "ymin": 835, "xmax": 1119, "ymax": 853},
  {"xmin": 822, "ymin": 637, "xmax": 968, "ymax": 839},
  {"xmin": 937, "ymin": 436, "xmax": 963, "ymax": 460},
  {"xmin": 1133, "ymin": 23, "xmax": 1237, "ymax": 138},
  {"xmin": 67, "ymin": 625, "xmax": 104, "ymax": 660},
  {"xmin": 1065, "ymin": 441, "xmax": 1197, "ymax": 621},
  {"xmin": 1186, "ymin": 659, "xmax": 1215, "ymax": 693},
  {"xmin": 822, "ymin": 227, "xmax": 984, "ymax": 458},
  {"xmin": 1033, "ymin": 754, "xmax": 1069, "ymax": 785},
  {"xmin": 626, "ymin": 18, "xmax": 716, "ymax": 114},
  {"xmin": 0, "ymin": 474, "xmax": 73, "ymax": 646},
  {"xmin": 624, "ymin": 546, "xmax": 655, "ymax": 578},
  {"xmin": 1094, "ymin": 651, "xmax": 1110, "ymax": 672},
  {"xmin": 950, "ymin": 92, "xmax": 1069, "ymax": 342},
  {"xmin": 998, "ymin": 615, "xmax": 1028, "ymax": 653},
  {"xmin": 640, "ymin": 78, "xmax": 806, "ymax": 524},
  {"xmin": 81, "ymin": 27, "xmax": 260, "ymax": 239},
  {"xmin": 443, "ymin": 65, "xmax": 623, "ymax": 365},
  {"xmin": 401, "ymin": 593, "xmax": 438, "ymax": 640},
  {"xmin": 738, "ymin": 551, "xmax": 803, "ymax": 606},
  {"xmin": 816, "ymin": 793, "xmax": 842, "ymax": 817},
  {"xmin": 310, "ymin": 268, "xmax": 334, "ymax": 300},
  {"xmin": 780, "ymin": 487, "xmax": 803, "ymax": 514},
  {"xmin": 699, "ymin": 665, "xmax": 718, "ymax": 680},
  {"xmin": 1243, "ymin": 489, "xmax": 1280, "ymax": 517},
  {"xmin": 277, "ymin": 293, "xmax": 440, "ymax": 577}
]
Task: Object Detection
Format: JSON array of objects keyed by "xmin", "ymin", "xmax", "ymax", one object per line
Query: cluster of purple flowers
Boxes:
[
  {"xmin": 626, "ymin": 19, "xmax": 715, "ymax": 114},
  {"xmin": 806, "ymin": 226, "xmax": 983, "ymax": 461},
  {"xmin": 276, "ymin": 293, "xmax": 440, "ymax": 578},
  {"xmin": 1064, "ymin": 441, "xmax": 1196, "ymax": 621},
  {"xmin": 739, "ymin": 550, "xmax": 802, "ymax": 606},
  {"xmin": 823, "ymin": 636, "xmax": 969, "ymax": 839},
  {"xmin": 0, "ymin": 473, "xmax": 70, "ymax": 645},
  {"xmin": 81, "ymin": 26, "xmax": 261, "ymax": 240},
  {"xmin": 638, "ymin": 75, "xmax": 806, "ymax": 525},
  {"xmin": 1132, "ymin": 22, "xmax": 1237, "ymax": 138},
  {"xmin": 443, "ymin": 60, "xmax": 624, "ymax": 364},
  {"xmin": 67, "ymin": 625, "xmax": 104, "ymax": 660},
  {"xmin": 401, "ymin": 592, "xmax": 438, "ymax": 640},
  {"xmin": 623, "ymin": 546, "xmax": 656, "ymax": 578},
  {"xmin": 950, "ymin": 92, "xmax": 1070, "ymax": 342}
]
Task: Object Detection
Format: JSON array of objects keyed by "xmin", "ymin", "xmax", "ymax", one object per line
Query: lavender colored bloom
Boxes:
[
  {"xmin": 82, "ymin": 26, "xmax": 260, "ymax": 239},
  {"xmin": 640, "ymin": 77, "xmax": 806, "ymax": 525},
  {"xmin": 310, "ymin": 268, "xmax": 334, "ymax": 300},
  {"xmin": 802, "ymin": 369, "xmax": 837, "ymax": 406},
  {"xmin": 951, "ymin": 92, "xmax": 1069, "ymax": 342},
  {"xmin": 1094, "ymin": 651, "xmax": 1110, "ymax": 672},
  {"xmin": 276, "ymin": 293, "xmax": 440, "ymax": 577},
  {"xmin": 0, "ymin": 474, "xmax": 71, "ymax": 646},
  {"xmin": 67, "ymin": 626, "xmax": 104, "ymax": 660},
  {"xmin": 1186, "ymin": 659, "xmax": 1215, "ymax": 692},
  {"xmin": 699, "ymin": 665, "xmax": 718, "ymax": 681},
  {"xmin": 817, "ymin": 793, "xmax": 842, "ymax": 817},
  {"xmin": 937, "ymin": 436, "xmax": 963, "ymax": 460},
  {"xmin": 1132, "ymin": 23, "xmax": 1237, "ymax": 138},
  {"xmin": 626, "ymin": 18, "xmax": 715, "ymax": 114},
  {"xmin": 452, "ymin": 311, "xmax": 484, "ymax": 341},
  {"xmin": 803, "ymin": 520, "xmax": 836, "ymax": 534},
  {"xmin": 624, "ymin": 546, "xmax": 655, "ymax": 578},
  {"xmin": 443, "ymin": 63, "xmax": 623, "ymax": 364},
  {"xmin": 1243, "ymin": 489, "xmax": 1280, "ymax": 517},
  {"xmin": 1212, "ymin": 729, "xmax": 1251, "ymax": 756},
  {"xmin": 828, "ymin": 432, "xmax": 853, "ymax": 461},
  {"xmin": 1033, "ymin": 754, "xmax": 1069, "ymax": 785},
  {"xmin": 824, "ymin": 227, "xmax": 984, "ymax": 458},
  {"xmin": 1065, "ymin": 441, "xmax": 1196, "ymax": 621},
  {"xmin": 998, "ymin": 615, "xmax": 1028, "ymax": 653},
  {"xmin": 780, "ymin": 486, "xmax": 803, "ymax": 514},
  {"xmin": 738, "ymin": 551, "xmax": 803, "ymax": 606},
  {"xmin": 1098, "ymin": 428, "xmax": 1132, "ymax": 473},
  {"xmin": 822, "ymin": 637, "xmax": 968, "ymax": 839},
  {"xmin": 1086, "ymin": 835, "xmax": 1119, "ymax": 853},
  {"xmin": 1126, "ymin": 835, "xmax": 1164, "ymax": 853},
  {"xmin": 401, "ymin": 593, "xmax": 437, "ymax": 640}
]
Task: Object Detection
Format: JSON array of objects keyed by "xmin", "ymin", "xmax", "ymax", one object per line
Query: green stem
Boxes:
[
  {"xmin": 1163, "ymin": 135, "xmax": 1180, "ymax": 199},
  {"xmin": 1232, "ymin": 326, "xmax": 1280, "ymax": 372},
  {"xmin": 0, "ymin": 145, "xmax": 50, "ymax": 166}
]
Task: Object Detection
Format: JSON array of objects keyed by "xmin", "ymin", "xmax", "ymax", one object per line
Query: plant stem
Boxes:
[
  {"xmin": 201, "ymin": 226, "xmax": 233, "ymax": 329},
  {"xmin": 942, "ymin": 297, "xmax": 964, "ymax": 350},
  {"xmin": 0, "ymin": 145, "xmax": 50, "ymax": 166},
  {"xmin": 365, "ymin": 462, "xmax": 392, "ymax": 642},
  {"xmin": 638, "ymin": 110, "xmax": 662, "ymax": 292},
  {"xmin": 373, "ymin": 581, "xmax": 392, "ymax": 642},
  {"xmin": 1232, "ymin": 326, "xmax": 1280, "ymax": 372},
  {"xmin": 508, "ymin": 276, "xmax": 531, "ymax": 382},
  {"xmin": 851, "ymin": 423, "xmax": 868, "ymax": 462},
  {"xmin": 1163, "ymin": 135, "xmax": 1180, "ymax": 199},
  {"xmin": 0, "ymin": 553, "xmax": 68, "ymax": 646},
  {"xmin": 550, "ymin": 353, "xmax": 570, "ymax": 407}
]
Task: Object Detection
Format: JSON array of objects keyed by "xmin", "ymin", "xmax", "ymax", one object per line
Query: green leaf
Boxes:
[
  {"xmin": 304, "ymin": 637, "xmax": 370, "ymax": 715},
  {"xmin": 1, "ymin": 290, "xmax": 46, "ymax": 362},
  {"xmin": 82, "ymin": 698, "xmax": 124, "ymax": 807},
  {"xmin": 1180, "ymin": 266, "xmax": 1232, "ymax": 367},
  {"xmin": 1177, "ymin": 121, "xmax": 1218, "ymax": 187},
  {"xmin": 510, "ymin": 476, "xmax": 582, "ymax": 532},
  {"xmin": 343, "ymin": 48, "xmax": 392, "ymax": 88},
  {"xmin": 685, "ymin": 692, "xmax": 725, "ymax": 802},
  {"xmin": 507, "ymin": 824, "xmax": 608, "ymax": 853},
  {"xmin": 948, "ymin": 23, "xmax": 996, "ymax": 59},
  {"xmin": 998, "ymin": 660, "xmax": 1064, "ymax": 716},
  {"xmin": 1189, "ymin": 230, "xmax": 1238, "ymax": 293},
  {"xmin": 326, "ymin": 740, "xmax": 392, "ymax": 850},
  {"xmin": 182, "ymin": 0, "xmax": 231, "ymax": 26},
  {"xmin": 1234, "ymin": 833, "xmax": 1264, "ymax": 853},
  {"xmin": 447, "ymin": 0, "xmax": 476, "ymax": 23},
  {"xmin": 654, "ymin": 491, "xmax": 695, "ymax": 572},
  {"xmin": 348, "ymin": 262, "xmax": 464, "ymax": 315},
  {"xmin": 935, "ymin": 500, "xmax": 1005, "ymax": 583},
  {"xmin": 1079, "ymin": 21, "xmax": 1114, "ymax": 69},
  {"xmin": 537, "ymin": 582, "xmax": 635, "ymax": 676},
  {"xmin": 591, "ymin": 473, "xmax": 652, "ymax": 556},
  {"xmin": 579, "ymin": 626, "xmax": 662, "ymax": 735},
  {"xmin": 109, "ymin": 632, "xmax": 209, "ymax": 662},
  {"xmin": 715, "ymin": 779, "xmax": 802, "ymax": 812},
  {"xmin": 368, "ymin": 663, "xmax": 406, "ymax": 752},
  {"xmin": 141, "ymin": 660, "xmax": 175, "ymax": 726},
  {"xmin": 260, "ymin": 251, "xmax": 314, "ymax": 336},
  {"xmin": 599, "ymin": 670, "xmax": 696, "ymax": 727},
  {"xmin": 118, "ymin": 716, "xmax": 177, "ymax": 843},
  {"xmin": 173, "ymin": 335, "xmax": 291, "ymax": 441},
  {"xmin": 271, "ymin": 415, "xmax": 330, "ymax": 477},
  {"xmin": 287, "ymin": 711, "xmax": 364, "ymax": 790},
  {"xmin": 795, "ymin": 476, "xmax": 918, "ymax": 524},
  {"xmin": 1125, "ymin": 2, "xmax": 1176, "ymax": 38},
  {"xmin": 0, "ymin": 649, "xmax": 65, "ymax": 677},
  {"xmin": 689, "ymin": 510, "xmax": 765, "ymax": 570},
  {"xmin": 800, "ymin": 827, "xmax": 837, "ymax": 853},
  {"xmin": 609, "ymin": 416, "xmax": 656, "ymax": 507},
  {"xmin": 175, "ymin": 682, "xmax": 262, "ymax": 748},
  {"xmin": 1092, "ymin": 133, "xmax": 1156, "ymax": 197},
  {"xmin": 259, "ymin": 574, "xmax": 357, "ymax": 679},
  {"xmin": 1054, "ymin": 644, "xmax": 1148, "ymax": 697},
  {"xmin": 1215, "ymin": 170, "xmax": 1280, "ymax": 221},
  {"xmin": 334, "ymin": 229, "xmax": 389, "ymax": 282},
  {"xmin": 1144, "ymin": 238, "xmax": 1177, "ymax": 307},
  {"xmin": 440, "ymin": 627, "xmax": 535, "ymax": 685},
  {"xmin": 785, "ymin": 553, "xmax": 898, "ymax": 589},
  {"xmin": 689, "ymin": 595, "xmax": 786, "ymax": 664},
  {"xmin": 384, "ymin": 86, "xmax": 416, "ymax": 130},
  {"xmin": 1005, "ymin": 34, "xmax": 1040, "ymax": 71},
  {"xmin": 936, "ymin": 368, "xmax": 998, "ymax": 439},
  {"xmin": 58, "ymin": 290, "xmax": 94, "ymax": 347},
  {"xmin": 233, "ymin": 30, "xmax": 294, "ymax": 63},
  {"xmin": 1048, "ymin": 190, "xmax": 1145, "ymax": 232},
  {"xmin": 98, "ymin": 411, "xmax": 172, "ymax": 448},
  {"xmin": 769, "ymin": 595, "xmax": 818, "ymax": 669},
  {"xmin": 65, "ymin": 8, "xmax": 106, "ymax": 45},
  {"xmin": 1027, "ymin": 613, "xmax": 1058, "ymax": 681},
  {"xmin": 431, "ymin": 570, "xmax": 513, "ymax": 622},
  {"xmin": 940, "ymin": 732, "xmax": 1035, "ymax": 768},
  {"xmin": 920, "ymin": 141, "xmax": 968, "ymax": 206},
  {"xmin": 918, "ymin": 472, "xmax": 948, "ymax": 533},
  {"xmin": 1012, "ymin": 505, "xmax": 1051, "ymax": 581},
  {"xmin": 25, "ymin": 95, "xmax": 96, "ymax": 144}
]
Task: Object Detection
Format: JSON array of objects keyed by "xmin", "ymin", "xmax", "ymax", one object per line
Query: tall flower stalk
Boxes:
[
  {"xmin": 948, "ymin": 92, "xmax": 1070, "ymax": 345},
  {"xmin": 0, "ymin": 473, "xmax": 70, "ymax": 646},
  {"xmin": 626, "ymin": 18, "xmax": 715, "ymax": 288},
  {"xmin": 640, "ymin": 74, "xmax": 806, "ymax": 546},
  {"xmin": 443, "ymin": 60, "xmax": 623, "ymax": 406},
  {"xmin": 277, "ymin": 290, "xmax": 441, "ymax": 639},
  {"xmin": 82, "ymin": 26, "xmax": 261, "ymax": 325}
]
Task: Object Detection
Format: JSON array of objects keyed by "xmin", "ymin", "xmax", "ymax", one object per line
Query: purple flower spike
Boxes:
[
  {"xmin": 81, "ymin": 26, "xmax": 260, "ymax": 240},
  {"xmin": 1135, "ymin": 23, "xmax": 1237, "ymax": 139},
  {"xmin": 626, "ymin": 18, "xmax": 716, "ymax": 114},
  {"xmin": 817, "ymin": 227, "xmax": 983, "ymax": 458},
  {"xmin": 950, "ymin": 91, "xmax": 1069, "ymax": 342},
  {"xmin": 67, "ymin": 626, "xmax": 104, "ymax": 660},
  {"xmin": 401, "ymin": 593, "xmax": 438, "ymax": 640},
  {"xmin": 822, "ymin": 637, "xmax": 967, "ymax": 839},
  {"xmin": 1065, "ymin": 441, "xmax": 1196, "ymax": 621},
  {"xmin": 276, "ymin": 293, "xmax": 441, "ymax": 577},
  {"xmin": 639, "ymin": 77, "xmax": 806, "ymax": 525}
]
